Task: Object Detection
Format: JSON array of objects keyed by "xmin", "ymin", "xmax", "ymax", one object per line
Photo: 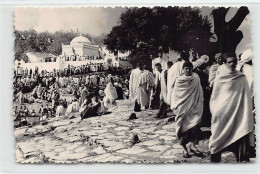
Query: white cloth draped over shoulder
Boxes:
[
  {"xmin": 209, "ymin": 64, "xmax": 254, "ymax": 154},
  {"xmin": 171, "ymin": 73, "xmax": 203, "ymax": 139},
  {"xmin": 167, "ymin": 61, "xmax": 184, "ymax": 105},
  {"xmin": 160, "ymin": 69, "xmax": 168, "ymax": 103},
  {"xmin": 129, "ymin": 68, "xmax": 142, "ymax": 100},
  {"xmin": 137, "ymin": 70, "xmax": 155, "ymax": 107},
  {"xmin": 208, "ymin": 64, "xmax": 221, "ymax": 88}
]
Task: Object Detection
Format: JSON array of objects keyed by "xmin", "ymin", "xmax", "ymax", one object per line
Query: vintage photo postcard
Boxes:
[{"xmin": 13, "ymin": 6, "xmax": 255, "ymax": 163}]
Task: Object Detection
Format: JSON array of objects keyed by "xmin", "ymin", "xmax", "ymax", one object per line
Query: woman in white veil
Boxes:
[{"xmin": 104, "ymin": 77, "xmax": 118, "ymax": 107}]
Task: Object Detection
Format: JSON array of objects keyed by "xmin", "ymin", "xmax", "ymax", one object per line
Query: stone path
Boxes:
[{"xmin": 15, "ymin": 99, "xmax": 239, "ymax": 163}]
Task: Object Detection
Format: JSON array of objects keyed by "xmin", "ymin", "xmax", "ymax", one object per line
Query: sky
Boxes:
[
  {"xmin": 15, "ymin": 7, "xmax": 127, "ymax": 36},
  {"xmin": 14, "ymin": 6, "xmax": 251, "ymax": 54}
]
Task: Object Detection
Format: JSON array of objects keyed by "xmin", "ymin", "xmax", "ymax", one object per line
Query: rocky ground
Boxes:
[{"xmin": 15, "ymin": 99, "xmax": 247, "ymax": 163}]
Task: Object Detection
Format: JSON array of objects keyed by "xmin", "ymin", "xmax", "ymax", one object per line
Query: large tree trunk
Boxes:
[{"xmin": 212, "ymin": 6, "xmax": 249, "ymax": 54}]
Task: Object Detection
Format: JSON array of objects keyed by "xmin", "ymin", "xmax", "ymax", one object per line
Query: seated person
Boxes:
[
  {"xmin": 79, "ymin": 98, "xmax": 91, "ymax": 119},
  {"xmin": 72, "ymin": 99, "xmax": 80, "ymax": 112},
  {"xmin": 81, "ymin": 96, "xmax": 102, "ymax": 120},
  {"xmin": 56, "ymin": 101, "xmax": 66, "ymax": 117}
]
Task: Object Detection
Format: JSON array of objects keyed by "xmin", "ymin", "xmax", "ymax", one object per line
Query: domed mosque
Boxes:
[{"xmin": 61, "ymin": 35, "xmax": 99, "ymax": 57}]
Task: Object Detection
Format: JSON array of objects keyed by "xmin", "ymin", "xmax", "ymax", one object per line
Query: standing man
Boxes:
[
  {"xmin": 150, "ymin": 63, "xmax": 162, "ymax": 109},
  {"xmin": 209, "ymin": 52, "xmax": 254, "ymax": 162},
  {"xmin": 137, "ymin": 65, "xmax": 154, "ymax": 110},
  {"xmin": 152, "ymin": 53, "xmax": 162, "ymax": 73},
  {"xmin": 171, "ymin": 61, "xmax": 204, "ymax": 158},
  {"xmin": 129, "ymin": 63, "xmax": 143, "ymax": 112},
  {"xmin": 167, "ymin": 51, "xmax": 190, "ymax": 106},
  {"xmin": 208, "ymin": 53, "xmax": 223, "ymax": 88},
  {"xmin": 155, "ymin": 61, "xmax": 173, "ymax": 118}
]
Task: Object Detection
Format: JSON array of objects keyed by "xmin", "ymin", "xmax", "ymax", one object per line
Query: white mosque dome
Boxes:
[{"xmin": 70, "ymin": 36, "xmax": 91, "ymax": 45}]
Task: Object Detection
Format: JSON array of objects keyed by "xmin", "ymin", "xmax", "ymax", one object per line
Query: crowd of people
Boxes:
[
  {"xmin": 13, "ymin": 63, "xmax": 130, "ymax": 126},
  {"xmin": 13, "ymin": 48, "xmax": 255, "ymax": 163},
  {"xmin": 43, "ymin": 54, "xmax": 103, "ymax": 62},
  {"xmin": 129, "ymin": 50, "xmax": 255, "ymax": 162}
]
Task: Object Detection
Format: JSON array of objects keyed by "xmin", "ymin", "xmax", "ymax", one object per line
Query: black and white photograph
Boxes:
[{"xmin": 13, "ymin": 6, "xmax": 255, "ymax": 163}]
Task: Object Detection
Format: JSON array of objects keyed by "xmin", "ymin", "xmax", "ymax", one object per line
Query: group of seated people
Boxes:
[{"xmin": 13, "ymin": 69, "xmax": 130, "ymax": 127}]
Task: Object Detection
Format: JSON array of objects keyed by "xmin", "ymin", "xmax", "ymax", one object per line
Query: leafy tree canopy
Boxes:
[
  {"xmin": 14, "ymin": 30, "xmax": 105, "ymax": 62},
  {"xmin": 104, "ymin": 7, "xmax": 213, "ymax": 66}
]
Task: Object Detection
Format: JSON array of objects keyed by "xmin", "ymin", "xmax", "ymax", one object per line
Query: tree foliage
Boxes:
[
  {"xmin": 104, "ymin": 6, "xmax": 250, "ymax": 67},
  {"xmin": 104, "ymin": 7, "xmax": 213, "ymax": 66},
  {"xmin": 14, "ymin": 30, "xmax": 105, "ymax": 61}
]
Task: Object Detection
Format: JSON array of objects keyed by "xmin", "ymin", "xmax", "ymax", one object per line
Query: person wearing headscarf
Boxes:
[
  {"xmin": 104, "ymin": 78, "xmax": 118, "ymax": 106},
  {"xmin": 236, "ymin": 49, "xmax": 253, "ymax": 96},
  {"xmin": 137, "ymin": 65, "xmax": 155, "ymax": 109},
  {"xmin": 171, "ymin": 61, "xmax": 204, "ymax": 158},
  {"xmin": 208, "ymin": 53, "xmax": 224, "ymax": 88},
  {"xmin": 79, "ymin": 85, "xmax": 89, "ymax": 107},
  {"xmin": 209, "ymin": 52, "xmax": 254, "ymax": 162},
  {"xmin": 236, "ymin": 49, "xmax": 255, "ymax": 157}
]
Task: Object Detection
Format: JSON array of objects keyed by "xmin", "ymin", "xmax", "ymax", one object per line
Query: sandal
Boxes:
[
  {"xmin": 183, "ymin": 151, "xmax": 191, "ymax": 158},
  {"xmin": 190, "ymin": 148, "xmax": 205, "ymax": 157}
]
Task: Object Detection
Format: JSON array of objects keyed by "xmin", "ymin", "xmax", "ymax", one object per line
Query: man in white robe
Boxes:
[
  {"xmin": 167, "ymin": 51, "xmax": 190, "ymax": 106},
  {"xmin": 152, "ymin": 53, "xmax": 171, "ymax": 72},
  {"xmin": 209, "ymin": 52, "xmax": 254, "ymax": 162},
  {"xmin": 137, "ymin": 65, "xmax": 154, "ymax": 109},
  {"xmin": 150, "ymin": 63, "xmax": 162, "ymax": 109},
  {"xmin": 171, "ymin": 61, "xmax": 203, "ymax": 158},
  {"xmin": 152, "ymin": 53, "xmax": 162, "ymax": 73},
  {"xmin": 129, "ymin": 63, "xmax": 143, "ymax": 112},
  {"xmin": 155, "ymin": 61, "xmax": 173, "ymax": 118},
  {"xmin": 236, "ymin": 49, "xmax": 255, "ymax": 157},
  {"xmin": 208, "ymin": 53, "xmax": 223, "ymax": 88}
]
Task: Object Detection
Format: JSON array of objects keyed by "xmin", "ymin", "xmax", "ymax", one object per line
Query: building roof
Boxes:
[{"xmin": 70, "ymin": 36, "xmax": 91, "ymax": 45}]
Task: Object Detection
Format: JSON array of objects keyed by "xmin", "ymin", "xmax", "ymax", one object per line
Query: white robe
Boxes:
[
  {"xmin": 171, "ymin": 73, "xmax": 203, "ymax": 139},
  {"xmin": 166, "ymin": 61, "xmax": 184, "ymax": 105},
  {"xmin": 209, "ymin": 64, "xmax": 254, "ymax": 154},
  {"xmin": 129, "ymin": 68, "xmax": 142, "ymax": 100},
  {"xmin": 56, "ymin": 105, "xmax": 65, "ymax": 116},
  {"xmin": 137, "ymin": 70, "xmax": 154, "ymax": 107},
  {"xmin": 208, "ymin": 64, "xmax": 221, "ymax": 88},
  {"xmin": 104, "ymin": 82, "xmax": 118, "ymax": 103},
  {"xmin": 160, "ymin": 69, "xmax": 168, "ymax": 103},
  {"xmin": 152, "ymin": 57, "xmax": 163, "ymax": 73}
]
